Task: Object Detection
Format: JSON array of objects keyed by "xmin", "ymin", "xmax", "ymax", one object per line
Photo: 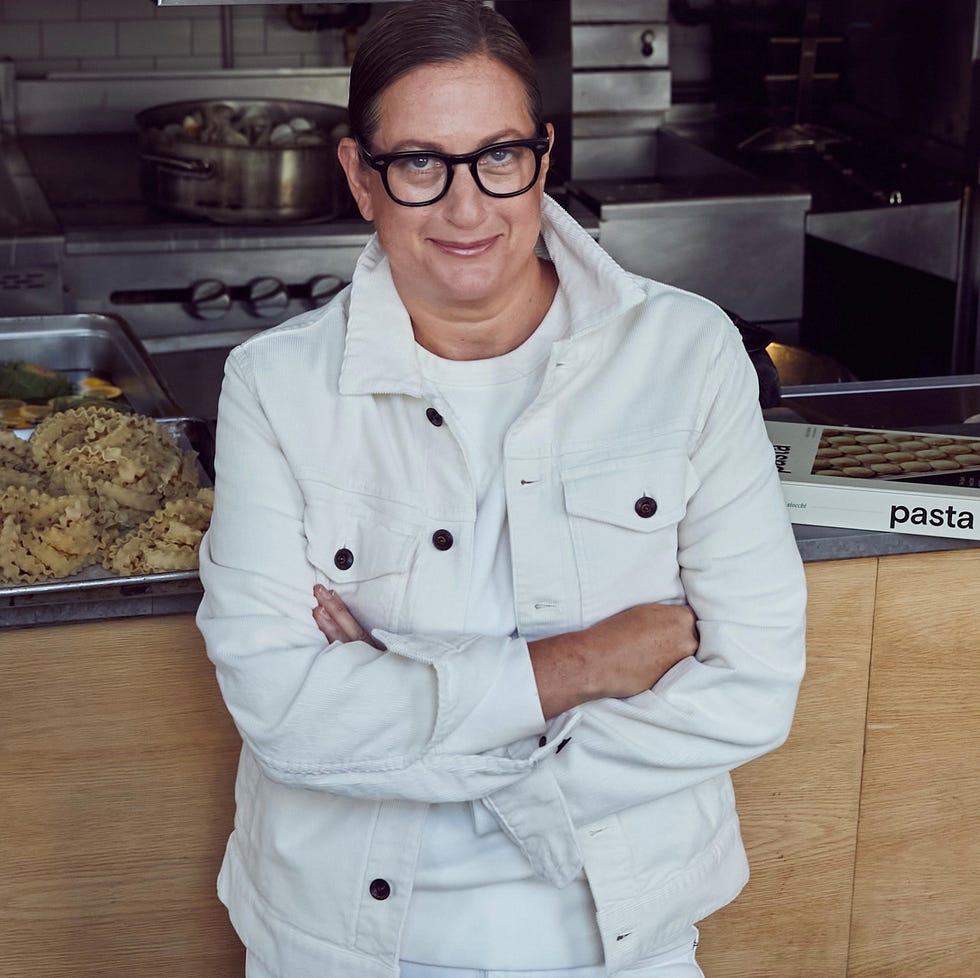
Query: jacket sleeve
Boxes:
[
  {"xmin": 197, "ymin": 348, "xmax": 551, "ymax": 805},
  {"xmin": 480, "ymin": 322, "xmax": 807, "ymax": 879}
]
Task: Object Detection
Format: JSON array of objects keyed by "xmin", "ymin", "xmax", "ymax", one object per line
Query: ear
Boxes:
[
  {"xmin": 337, "ymin": 137, "xmax": 376, "ymax": 222},
  {"xmin": 539, "ymin": 123, "xmax": 555, "ymax": 185}
]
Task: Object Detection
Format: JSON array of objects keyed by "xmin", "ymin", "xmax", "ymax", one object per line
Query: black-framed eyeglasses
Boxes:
[{"xmin": 356, "ymin": 128, "xmax": 550, "ymax": 207}]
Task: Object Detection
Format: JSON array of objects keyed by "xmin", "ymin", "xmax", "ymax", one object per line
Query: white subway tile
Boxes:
[
  {"xmin": 155, "ymin": 5, "xmax": 223, "ymax": 19},
  {"xmin": 5, "ymin": 0, "xmax": 79, "ymax": 20},
  {"xmin": 119, "ymin": 17, "xmax": 191, "ymax": 57},
  {"xmin": 231, "ymin": 4, "xmax": 278, "ymax": 19},
  {"xmin": 233, "ymin": 10, "xmax": 269, "ymax": 24},
  {"xmin": 192, "ymin": 17, "xmax": 220, "ymax": 56},
  {"xmin": 1, "ymin": 4, "xmax": 363, "ymax": 80},
  {"xmin": 42, "ymin": 20, "xmax": 116, "ymax": 58},
  {"xmin": 231, "ymin": 15, "xmax": 264, "ymax": 55},
  {"xmin": 266, "ymin": 16, "xmax": 323, "ymax": 54},
  {"xmin": 0, "ymin": 22, "xmax": 41, "ymax": 60},
  {"xmin": 300, "ymin": 31, "xmax": 344, "ymax": 67},
  {"xmin": 80, "ymin": 0, "xmax": 154, "ymax": 19}
]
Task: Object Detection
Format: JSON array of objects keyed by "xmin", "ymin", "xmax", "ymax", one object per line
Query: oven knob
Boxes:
[
  {"xmin": 307, "ymin": 274, "xmax": 345, "ymax": 308},
  {"xmin": 246, "ymin": 276, "xmax": 289, "ymax": 318},
  {"xmin": 188, "ymin": 279, "xmax": 231, "ymax": 320}
]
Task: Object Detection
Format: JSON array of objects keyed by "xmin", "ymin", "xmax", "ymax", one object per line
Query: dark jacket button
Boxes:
[
  {"xmin": 538, "ymin": 735, "xmax": 547, "ymax": 747},
  {"xmin": 334, "ymin": 547, "xmax": 354, "ymax": 570},
  {"xmin": 432, "ymin": 529, "xmax": 453, "ymax": 551},
  {"xmin": 369, "ymin": 878, "xmax": 391, "ymax": 900},
  {"xmin": 426, "ymin": 407, "xmax": 444, "ymax": 427},
  {"xmin": 634, "ymin": 496, "xmax": 657, "ymax": 519}
]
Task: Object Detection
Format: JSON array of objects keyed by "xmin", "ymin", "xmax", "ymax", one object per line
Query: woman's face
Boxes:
[{"xmin": 339, "ymin": 54, "xmax": 552, "ymax": 318}]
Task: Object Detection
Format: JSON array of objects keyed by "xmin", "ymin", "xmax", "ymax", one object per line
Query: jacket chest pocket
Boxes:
[
  {"xmin": 300, "ymin": 478, "xmax": 421, "ymax": 632},
  {"xmin": 561, "ymin": 449, "xmax": 698, "ymax": 622}
]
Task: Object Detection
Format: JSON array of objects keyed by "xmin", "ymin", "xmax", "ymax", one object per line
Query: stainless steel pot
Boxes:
[{"xmin": 136, "ymin": 98, "xmax": 349, "ymax": 224}]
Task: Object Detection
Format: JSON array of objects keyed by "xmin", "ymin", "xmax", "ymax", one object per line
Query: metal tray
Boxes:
[
  {"xmin": 0, "ymin": 416, "xmax": 215, "ymax": 627},
  {"xmin": 780, "ymin": 374, "xmax": 980, "ymax": 429},
  {"xmin": 0, "ymin": 313, "xmax": 181, "ymax": 417}
]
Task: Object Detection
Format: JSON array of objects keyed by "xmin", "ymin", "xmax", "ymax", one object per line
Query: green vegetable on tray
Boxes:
[
  {"xmin": 0, "ymin": 361, "xmax": 74, "ymax": 403},
  {"xmin": 47, "ymin": 395, "xmax": 131, "ymax": 414}
]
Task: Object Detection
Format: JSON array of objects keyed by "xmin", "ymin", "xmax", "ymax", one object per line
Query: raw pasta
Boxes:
[{"xmin": 0, "ymin": 406, "xmax": 211, "ymax": 584}]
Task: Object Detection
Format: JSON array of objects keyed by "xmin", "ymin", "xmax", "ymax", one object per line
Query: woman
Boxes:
[{"xmin": 196, "ymin": 2, "xmax": 807, "ymax": 977}]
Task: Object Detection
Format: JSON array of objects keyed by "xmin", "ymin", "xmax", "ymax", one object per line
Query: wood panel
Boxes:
[
  {"xmin": 847, "ymin": 548, "xmax": 980, "ymax": 978},
  {"xmin": 697, "ymin": 557, "xmax": 878, "ymax": 978},
  {"xmin": 5, "ymin": 548, "xmax": 976, "ymax": 977},
  {"xmin": 0, "ymin": 614, "xmax": 245, "ymax": 978}
]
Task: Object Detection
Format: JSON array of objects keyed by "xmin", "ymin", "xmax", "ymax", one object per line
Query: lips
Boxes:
[{"xmin": 430, "ymin": 236, "xmax": 499, "ymax": 257}]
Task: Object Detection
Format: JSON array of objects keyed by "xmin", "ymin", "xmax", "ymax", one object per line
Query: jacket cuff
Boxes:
[
  {"xmin": 479, "ymin": 718, "xmax": 584, "ymax": 887},
  {"xmin": 372, "ymin": 629, "xmax": 546, "ymax": 755}
]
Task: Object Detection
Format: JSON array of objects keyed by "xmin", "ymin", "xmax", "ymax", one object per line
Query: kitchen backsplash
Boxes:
[
  {"xmin": 0, "ymin": 1, "xmax": 708, "ymax": 84},
  {"xmin": 0, "ymin": 2, "xmax": 402, "ymax": 76}
]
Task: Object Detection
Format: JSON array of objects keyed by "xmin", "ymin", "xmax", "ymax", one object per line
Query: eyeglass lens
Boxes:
[{"xmin": 386, "ymin": 144, "xmax": 539, "ymax": 204}]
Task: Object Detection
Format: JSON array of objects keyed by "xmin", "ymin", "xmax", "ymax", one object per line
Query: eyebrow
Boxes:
[{"xmin": 382, "ymin": 128, "xmax": 530, "ymax": 154}]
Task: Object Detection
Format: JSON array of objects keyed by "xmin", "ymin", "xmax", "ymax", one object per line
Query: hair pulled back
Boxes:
[{"xmin": 348, "ymin": 0, "xmax": 544, "ymax": 147}]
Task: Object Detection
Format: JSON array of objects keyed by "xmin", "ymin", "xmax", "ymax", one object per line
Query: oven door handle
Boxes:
[
  {"xmin": 141, "ymin": 329, "xmax": 263, "ymax": 355},
  {"xmin": 140, "ymin": 152, "xmax": 216, "ymax": 180}
]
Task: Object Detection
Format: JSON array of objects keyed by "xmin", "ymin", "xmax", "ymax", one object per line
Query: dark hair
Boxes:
[{"xmin": 348, "ymin": 0, "xmax": 544, "ymax": 147}]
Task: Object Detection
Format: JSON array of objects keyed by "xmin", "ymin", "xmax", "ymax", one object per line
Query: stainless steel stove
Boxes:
[
  {"xmin": 20, "ymin": 134, "xmax": 371, "ymax": 418},
  {"xmin": 1, "ymin": 68, "xmax": 371, "ymax": 419}
]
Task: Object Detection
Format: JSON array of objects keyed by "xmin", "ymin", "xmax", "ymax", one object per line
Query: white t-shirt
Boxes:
[{"xmin": 400, "ymin": 283, "xmax": 604, "ymax": 969}]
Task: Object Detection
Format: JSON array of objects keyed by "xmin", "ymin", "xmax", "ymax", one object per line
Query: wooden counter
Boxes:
[
  {"xmin": 0, "ymin": 615, "xmax": 244, "ymax": 978},
  {"xmin": 2, "ymin": 548, "xmax": 978, "ymax": 977},
  {"xmin": 699, "ymin": 547, "xmax": 980, "ymax": 977}
]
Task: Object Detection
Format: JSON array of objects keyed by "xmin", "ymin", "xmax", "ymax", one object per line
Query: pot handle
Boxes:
[{"xmin": 140, "ymin": 152, "xmax": 216, "ymax": 180}]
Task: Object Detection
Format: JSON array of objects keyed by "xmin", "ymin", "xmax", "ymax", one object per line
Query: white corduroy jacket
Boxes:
[{"xmin": 197, "ymin": 195, "xmax": 807, "ymax": 978}]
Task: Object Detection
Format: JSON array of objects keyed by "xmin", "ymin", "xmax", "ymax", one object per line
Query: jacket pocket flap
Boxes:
[
  {"xmin": 306, "ymin": 515, "xmax": 418, "ymax": 582},
  {"xmin": 301, "ymin": 479, "xmax": 420, "ymax": 582},
  {"xmin": 561, "ymin": 451, "xmax": 693, "ymax": 531}
]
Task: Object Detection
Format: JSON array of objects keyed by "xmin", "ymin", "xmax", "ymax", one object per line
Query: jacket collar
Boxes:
[{"xmin": 338, "ymin": 194, "xmax": 646, "ymax": 396}]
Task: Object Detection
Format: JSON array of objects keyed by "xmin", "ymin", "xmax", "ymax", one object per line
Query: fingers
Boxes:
[
  {"xmin": 313, "ymin": 601, "xmax": 348, "ymax": 644},
  {"xmin": 312, "ymin": 584, "xmax": 377, "ymax": 646}
]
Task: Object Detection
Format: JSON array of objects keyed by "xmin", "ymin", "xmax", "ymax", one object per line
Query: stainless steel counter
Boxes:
[
  {"xmin": 3, "ymin": 522, "xmax": 975, "ymax": 629},
  {"xmin": 567, "ymin": 129, "xmax": 811, "ymax": 327},
  {"xmin": 2, "ymin": 125, "xmax": 978, "ymax": 629},
  {"xmin": 793, "ymin": 522, "xmax": 980, "ymax": 563}
]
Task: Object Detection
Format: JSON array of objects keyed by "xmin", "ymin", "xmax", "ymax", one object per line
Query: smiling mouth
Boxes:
[{"xmin": 430, "ymin": 236, "xmax": 498, "ymax": 257}]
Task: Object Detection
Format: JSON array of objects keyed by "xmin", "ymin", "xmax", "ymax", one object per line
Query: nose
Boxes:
[{"xmin": 441, "ymin": 162, "xmax": 487, "ymax": 226}]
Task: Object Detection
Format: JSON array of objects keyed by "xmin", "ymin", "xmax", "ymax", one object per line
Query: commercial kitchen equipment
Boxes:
[
  {"xmin": 135, "ymin": 97, "xmax": 351, "ymax": 225},
  {"xmin": 1, "ymin": 54, "xmax": 815, "ymax": 422},
  {"xmin": 1, "ymin": 0, "xmax": 827, "ymax": 420},
  {"xmin": 1, "ymin": 67, "xmax": 372, "ymax": 419}
]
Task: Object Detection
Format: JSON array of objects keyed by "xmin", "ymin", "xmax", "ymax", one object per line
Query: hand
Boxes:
[
  {"xmin": 312, "ymin": 585, "xmax": 384, "ymax": 649},
  {"xmin": 529, "ymin": 602, "xmax": 699, "ymax": 718}
]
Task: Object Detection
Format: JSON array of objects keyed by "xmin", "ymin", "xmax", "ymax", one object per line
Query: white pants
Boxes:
[{"xmin": 245, "ymin": 927, "xmax": 705, "ymax": 978}]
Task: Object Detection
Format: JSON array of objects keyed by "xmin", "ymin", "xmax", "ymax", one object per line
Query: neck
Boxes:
[{"xmin": 404, "ymin": 258, "xmax": 559, "ymax": 361}]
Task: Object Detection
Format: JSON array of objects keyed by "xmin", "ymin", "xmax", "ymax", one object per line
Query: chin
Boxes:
[{"xmin": 435, "ymin": 266, "xmax": 506, "ymax": 304}]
